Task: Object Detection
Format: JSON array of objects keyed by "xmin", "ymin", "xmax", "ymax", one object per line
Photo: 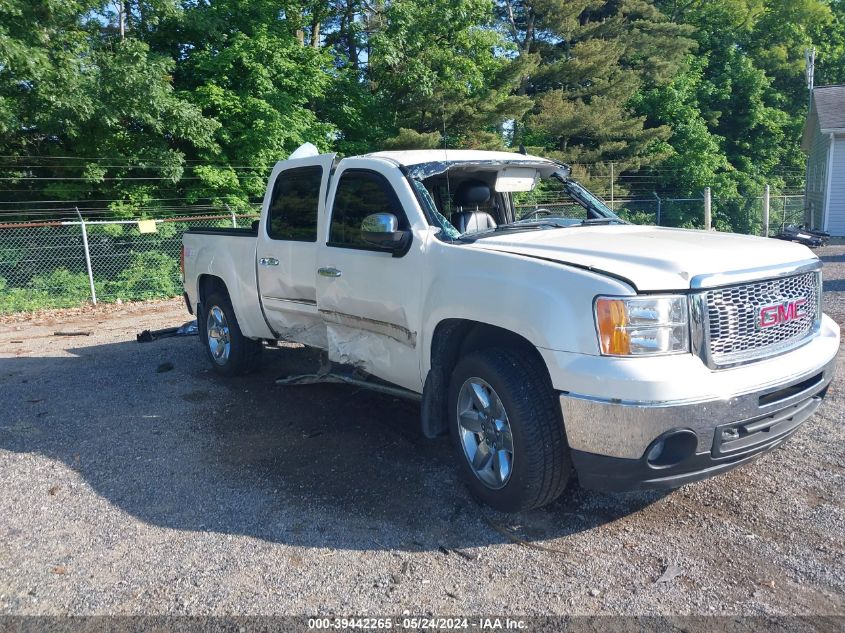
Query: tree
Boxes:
[
  {"xmin": 159, "ymin": 0, "xmax": 339, "ymax": 201},
  {"xmin": 0, "ymin": 0, "xmax": 217, "ymax": 207},
  {"xmin": 813, "ymin": 0, "xmax": 845, "ymax": 85},
  {"xmin": 366, "ymin": 0, "xmax": 532, "ymax": 149},
  {"xmin": 503, "ymin": 0, "xmax": 695, "ymax": 166}
]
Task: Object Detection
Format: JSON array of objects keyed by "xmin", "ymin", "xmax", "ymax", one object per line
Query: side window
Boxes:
[
  {"xmin": 267, "ymin": 166, "xmax": 322, "ymax": 241},
  {"xmin": 328, "ymin": 170, "xmax": 405, "ymax": 248}
]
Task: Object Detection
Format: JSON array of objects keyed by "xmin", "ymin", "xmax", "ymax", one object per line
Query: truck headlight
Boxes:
[{"xmin": 594, "ymin": 295, "xmax": 689, "ymax": 356}]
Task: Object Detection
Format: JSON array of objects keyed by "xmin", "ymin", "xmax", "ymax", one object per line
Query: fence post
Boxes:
[
  {"xmin": 782, "ymin": 196, "xmax": 788, "ymax": 231},
  {"xmin": 75, "ymin": 207, "xmax": 97, "ymax": 305},
  {"xmin": 226, "ymin": 203, "xmax": 237, "ymax": 228},
  {"xmin": 762, "ymin": 184, "xmax": 770, "ymax": 237},
  {"xmin": 704, "ymin": 187, "xmax": 712, "ymax": 230},
  {"xmin": 653, "ymin": 192, "xmax": 661, "ymax": 226},
  {"xmin": 610, "ymin": 162, "xmax": 615, "ymax": 211}
]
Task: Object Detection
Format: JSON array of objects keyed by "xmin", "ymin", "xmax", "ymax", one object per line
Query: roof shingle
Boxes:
[{"xmin": 814, "ymin": 84, "xmax": 845, "ymax": 131}]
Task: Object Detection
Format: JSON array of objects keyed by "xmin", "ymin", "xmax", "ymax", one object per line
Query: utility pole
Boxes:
[
  {"xmin": 804, "ymin": 48, "xmax": 816, "ymax": 221},
  {"xmin": 704, "ymin": 187, "xmax": 712, "ymax": 230},
  {"xmin": 805, "ymin": 48, "xmax": 816, "ymax": 94}
]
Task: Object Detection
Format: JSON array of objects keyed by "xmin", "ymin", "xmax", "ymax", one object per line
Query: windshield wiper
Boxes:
[
  {"xmin": 459, "ymin": 217, "xmax": 623, "ymax": 240},
  {"xmin": 455, "ymin": 220, "xmax": 562, "ymax": 240},
  {"xmin": 578, "ymin": 217, "xmax": 625, "ymax": 226},
  {"xmin": 495, "ymin": 220, "xmax": 566, "ymax": 230}
]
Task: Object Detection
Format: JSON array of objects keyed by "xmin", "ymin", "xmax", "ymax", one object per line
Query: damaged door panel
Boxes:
[
  {"xmin": 316, "ymin": 161, "xmax": 426, "ymax": 392},
  {"xmin": 318, "ymin": 309, "xmax": 416, "ymax": 347}
]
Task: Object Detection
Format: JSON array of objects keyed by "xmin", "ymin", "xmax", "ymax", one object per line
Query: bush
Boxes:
[
  {"xmin": 30, "ymin": 268, "xmax": 94, "ymax": 298},
  {"xmin": 0, "ymin": 269, "xmax": 103, "ymax": 313},
  {"xmin": 105, "ymin": 250, "xmax": 181, "ymax": 301}
]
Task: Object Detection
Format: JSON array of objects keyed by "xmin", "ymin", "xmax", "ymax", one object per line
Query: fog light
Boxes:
[
  {"xmin": 646, "ymin": 440, "xmax": 665, "ymax": 463},
  {"xmin": 645, "ymin": 430, "xmax": 698, "ymax": 468}
]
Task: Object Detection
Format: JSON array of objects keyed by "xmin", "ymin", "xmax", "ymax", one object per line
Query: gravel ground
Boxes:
[{"xmin": 0, "ymin": 247, "xmax": 843, "ymax": 617}]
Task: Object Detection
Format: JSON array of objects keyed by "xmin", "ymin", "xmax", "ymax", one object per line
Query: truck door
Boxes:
[
  {"xmin": 256, "ymin": 153, "xmax": 335, "ymax": 347},
  {"xmin": 316, "ymin": 159, "xmax": 427, "ymax": 392}
]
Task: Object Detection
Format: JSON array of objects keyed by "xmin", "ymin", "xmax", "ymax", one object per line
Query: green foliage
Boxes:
[
  {"xmin": 641, "ymin": 0, "xmax": 836, "ymax": 230},
  {"xmin": 0, "ymin": 2, "xmax": 217, "ymax": 206},
  {"xmin": 30, "ymin": 268, "xmax": 95, "ymax": 298},
  {"xmin": 108, "ymin": 251, "xmax": 181, "ymax": 300},
  {"xmin": 0, "ymin": 0, "xmax": 839, "ymax": 246},
  {"xmin": 813, "ymin": 0, "xmax": 845, "ymax": 85},
  {"xmin": 510, "ymin": 0, "xmax": 696, "ymax": 165},
  {"xmin": 181, "ymin": 21, "xmax": 337, "ymax": 166},
  {"xmin": 369, "ymin": 0, "xmax": 531, "ymax": 147},
  {"xmin": 382, "ymin": 128, "xmax": 443, "ymax": 150},
  {"xmin": 0, "ymin": 269, "xmax": 104, "ymax": 313}
]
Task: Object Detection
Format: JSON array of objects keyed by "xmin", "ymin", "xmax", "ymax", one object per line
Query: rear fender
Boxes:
[{"xmin": 185, "ymin": 237, "xmax": 273, "ymax": 339}]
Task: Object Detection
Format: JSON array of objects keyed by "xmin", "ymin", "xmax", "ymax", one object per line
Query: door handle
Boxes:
[
  {"xmin": 259, "ymin": 257, "xmax": 279, "ymax": 267},
  {"xmin": 318, "ymin": 267, "xmax": 342, "ymax": 278}
]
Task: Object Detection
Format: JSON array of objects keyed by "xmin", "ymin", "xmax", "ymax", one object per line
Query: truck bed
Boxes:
[{"xmin": 182, "ymin": 228, "xmax": 274, "ymax": 340}]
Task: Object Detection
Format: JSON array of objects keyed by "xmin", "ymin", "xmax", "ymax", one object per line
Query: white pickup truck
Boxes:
[{"xmin": 182, "ymin": 146, "xmax": 839, "ymax": 511}]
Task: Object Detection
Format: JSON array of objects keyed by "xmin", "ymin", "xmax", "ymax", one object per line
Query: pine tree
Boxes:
[
  {"xmin": 501, "ymin": 0, "xmax": 694, "ymax": 166},
  {"xmin": 366, "ymin": 0, "xmax": 532, "ymax": 149}
]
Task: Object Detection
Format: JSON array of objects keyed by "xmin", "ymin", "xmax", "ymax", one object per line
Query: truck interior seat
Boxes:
[{"xmin": 453, "ymin": 180, "xmax": 498, "ymax": 233}]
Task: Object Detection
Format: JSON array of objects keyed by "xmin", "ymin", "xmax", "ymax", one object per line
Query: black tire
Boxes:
[
  {"xmin": 201, "ymin": 291, "xmax": 262, "ymax": 376},
  {"xmin": 448, "ymin": 347, "xmax": 571, "ymax": 512}
]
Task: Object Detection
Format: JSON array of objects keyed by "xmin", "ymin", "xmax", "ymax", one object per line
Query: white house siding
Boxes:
[
  {"xmin": 827, "ymin": 135, "xmax": 845, "ymax": 236},
  {"xmin": 805, "ymin": 127, "xmax": 830, "ymax": 229}
]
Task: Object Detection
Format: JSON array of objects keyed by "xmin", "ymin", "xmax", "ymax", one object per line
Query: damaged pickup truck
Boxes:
[{"xmin": 182, "ymin": 146, "xmax": 839, "ymax": 511}]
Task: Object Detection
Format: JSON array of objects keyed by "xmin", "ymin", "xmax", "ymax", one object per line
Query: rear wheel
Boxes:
[
  {"xmin": 448, "ymin": 348, "xmax": 571, "ymax": 511},
  {"xmin": 201, "ymin": 291, "xmax": 262, "ymax": 376}
]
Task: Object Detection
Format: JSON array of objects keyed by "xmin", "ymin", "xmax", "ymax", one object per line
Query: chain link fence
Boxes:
[
  {"xmin": 0, "ymin": 189, "xmax": 812, "ymax": 314},
  {"xmin": 0, "ymin": 211, "xmax": 259, "ymax": 314},
  {"xmin": 517, "ymin": 192, "xmax": 808, "ymax": 234},
  {"xmin": 751, "ymin": 195, "xmax": 808, "ymax": 236}
]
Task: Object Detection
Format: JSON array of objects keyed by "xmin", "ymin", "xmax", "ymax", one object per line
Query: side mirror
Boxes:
[{"xmin": 360, "ymin": 213, "xmax": 411, "ymax": 255}]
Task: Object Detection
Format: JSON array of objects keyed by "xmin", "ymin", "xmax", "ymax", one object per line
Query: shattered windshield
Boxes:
[
  {"xmin": 410, "ymin": 162, "xmax": 623, "ymax": 240},
  {"xmin": 410, "ymin": 178, "xmax": 461, "ymax": 239},
  {"xmin": 510, "ymin": 177, "xmax": 620, "ymax": 226}
]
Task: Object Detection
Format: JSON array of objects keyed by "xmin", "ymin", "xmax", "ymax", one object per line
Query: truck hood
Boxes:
[{"xmin": 467, "ymin": 225, "xmax": 816, "ymax": 291}]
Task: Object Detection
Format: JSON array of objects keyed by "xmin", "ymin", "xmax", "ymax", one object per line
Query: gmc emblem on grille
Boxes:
[{"xmin": 758, "ymin": 298, "xmax": 808, "ymax": 329}]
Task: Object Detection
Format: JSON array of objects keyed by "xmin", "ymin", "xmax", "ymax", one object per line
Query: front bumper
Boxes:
[{"xmin": 560, "ymin": 354, "xmax": 837, "ymax": 492}]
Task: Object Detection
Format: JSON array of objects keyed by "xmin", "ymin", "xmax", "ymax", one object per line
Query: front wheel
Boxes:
[
  {"xmin": 448, "ymin": 348, "xmax": 571, "ymax": 512},
  {"xmin": 201, "ymin": 291, "xmax": 262, "ymax": 376}
]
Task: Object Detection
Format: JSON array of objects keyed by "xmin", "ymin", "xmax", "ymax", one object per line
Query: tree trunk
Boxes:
[
  {"xmin": 346, "ymin": 0, "xmax": 359, "ymax": 69},
  {"xmin": 311, "ymin": 21, "xmax": 321, "ymax": 48},
  {"xmin": 292, "ymin": 5, "xmax": 304, "ymax": 46},
  {"xmin": 123, "ymin": 1, "xmax": 131, "ymax": 34},
  {"xmin": 118, "ymin": 0, "xmax": 126, "ymax": 39},
  {"xmin": 516, "ymin": 10, "xmax": 535, "ymax": 95}
]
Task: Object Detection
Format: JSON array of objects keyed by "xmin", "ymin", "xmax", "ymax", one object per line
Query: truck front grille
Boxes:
[{"xmin": 701, "ymin": 272, "xmax": 820, "ymax": 367}]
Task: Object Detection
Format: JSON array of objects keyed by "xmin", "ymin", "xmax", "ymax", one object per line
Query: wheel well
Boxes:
[
  {"xmin": 420, "ymin": 318, "xmax": 552, "ymax": 438},
  {"xmin": 437, "ymin": 319, "xmax": 546, "ymax": 374},
  {"xmin": 197, "ymin": 275, "xmax": 229, "ymax": 305}
]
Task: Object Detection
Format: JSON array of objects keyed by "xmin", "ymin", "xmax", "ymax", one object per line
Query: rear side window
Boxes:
[
  {"xmin": 329, "ymin": 170, "xmax": 405, "ymax": 249},
  {"xmin": 267, "ymin": 166, "xmax": 322, "ymax": 241}
]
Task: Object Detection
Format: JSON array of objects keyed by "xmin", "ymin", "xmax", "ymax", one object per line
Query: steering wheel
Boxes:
[{"xmin": 522, "ymin": 208, "xmax": 554, "ymax": 220}]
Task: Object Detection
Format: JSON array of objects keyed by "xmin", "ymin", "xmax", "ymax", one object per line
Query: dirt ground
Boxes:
[{"xmin": 0, "ymin": 247, "xmax": 843, "ymax": 618}]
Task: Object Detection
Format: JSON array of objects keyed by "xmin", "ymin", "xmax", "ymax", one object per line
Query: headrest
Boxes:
[{"xmin": 455, "ymin": 180, "xmax": 491, "ymax": 206}]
